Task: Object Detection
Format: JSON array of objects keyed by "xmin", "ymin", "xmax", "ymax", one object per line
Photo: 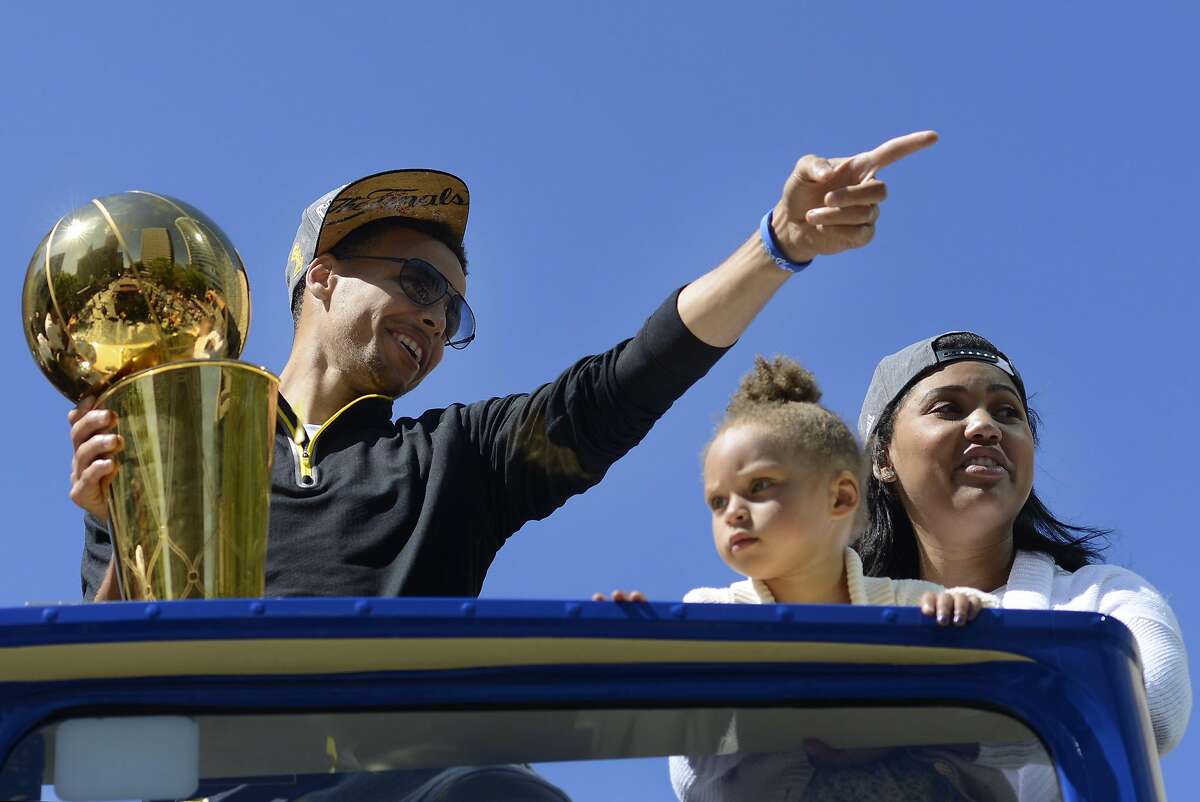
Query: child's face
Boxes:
[{"xmin": 703, "ymin": 425, "xmax": 848, "ymax": 582}]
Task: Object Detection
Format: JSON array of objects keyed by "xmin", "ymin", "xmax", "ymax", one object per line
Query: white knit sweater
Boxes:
[
  {"xmin": 974, "ymin": 550, "xmax": 1192, "ymax": 801},
  {"xmin": 996, "ymin": 550, "xmax": 1190, "ymax": 755}
]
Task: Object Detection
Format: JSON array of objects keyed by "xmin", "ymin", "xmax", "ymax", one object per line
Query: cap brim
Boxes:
[{"xmin": 314, "ymin": 169, "xmax": 469, "ymax": 256}]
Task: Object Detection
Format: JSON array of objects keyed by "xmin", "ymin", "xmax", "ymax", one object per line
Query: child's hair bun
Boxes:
[{"xmin": 730, "ymin": 355, "xmax": 822, "ymax": 409}]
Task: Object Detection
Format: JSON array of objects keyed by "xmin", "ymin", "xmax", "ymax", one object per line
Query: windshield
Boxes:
[{"xmin": 0, "ymin": 703, "xmax": 1061, "ymax": 801}]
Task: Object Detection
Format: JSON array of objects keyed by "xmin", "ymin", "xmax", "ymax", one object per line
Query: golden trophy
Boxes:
[{"xmin": 22, "ymin": 191, "xmax": 278, "ymax": 599}]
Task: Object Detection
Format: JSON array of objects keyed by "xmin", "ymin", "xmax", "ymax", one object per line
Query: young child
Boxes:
[
  {"xmin": 669, "ymin": 356, "xmax": 1010, "ymax": 802},
  {"xmin": 687, "ymin": 354, "xmax": 994, "ymax": 617}
]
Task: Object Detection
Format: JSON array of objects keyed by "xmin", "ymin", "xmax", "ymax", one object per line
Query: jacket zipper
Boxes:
[{"xmin": 278, "ymin": 394, "xmax": 390, "ymax": 487}]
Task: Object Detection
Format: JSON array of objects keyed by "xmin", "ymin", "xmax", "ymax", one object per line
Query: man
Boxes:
[{"xmin": 69, "ymin": 132, "xmax": 937, "ymax": 601}]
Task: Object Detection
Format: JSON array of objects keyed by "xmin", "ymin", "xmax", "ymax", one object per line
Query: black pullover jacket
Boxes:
[{"xmin": 83, "ymin": 290, "xmax": 727, "ymax": 599}]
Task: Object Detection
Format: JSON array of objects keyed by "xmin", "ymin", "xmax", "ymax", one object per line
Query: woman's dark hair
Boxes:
[
  {"xmin": 290, "ymin": 217, "xmax": 468, "ymax": 326},
  {"xmin": 856, "ymin": 333, "xmax": 1108, "ymax": 578}
]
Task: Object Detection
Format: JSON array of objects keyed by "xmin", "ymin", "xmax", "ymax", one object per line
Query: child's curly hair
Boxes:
[{"xmin": 708, "ymin": 355, "xmax": 863, "ymax": 481}]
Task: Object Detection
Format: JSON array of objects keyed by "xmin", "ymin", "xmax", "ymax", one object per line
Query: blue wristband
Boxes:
[{"xmin": 759, "ymin": 210, "xmax": 813, "ymax": 273}]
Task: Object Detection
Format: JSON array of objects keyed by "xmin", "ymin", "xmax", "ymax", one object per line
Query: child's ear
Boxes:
[{"xmin": 829, "ymin": 471, "xmax": 860, "ymax": 519}]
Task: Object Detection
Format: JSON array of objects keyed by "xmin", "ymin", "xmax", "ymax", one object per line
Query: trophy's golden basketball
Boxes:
[
  {"xmin": 22, "ymin": 191, "xmax": 250, "ymax": 401},
  {"xmin": 22, "ymin": 191, "xmax": 277, "ymax": 600}
]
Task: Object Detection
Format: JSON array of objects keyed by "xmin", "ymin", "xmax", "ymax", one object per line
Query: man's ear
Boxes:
[
  {"xmin": 305, "ymin": 254, "xmax": 338, "ymax": 303},
  {"xmin": 829, "ymin": 471, "xmax": 860, "ymax": 519}
]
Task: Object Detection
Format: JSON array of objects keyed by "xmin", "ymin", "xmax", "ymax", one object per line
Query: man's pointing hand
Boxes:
[{"xmin": 771, "ymin": 130, "xmax": 938, "ymax": 264}]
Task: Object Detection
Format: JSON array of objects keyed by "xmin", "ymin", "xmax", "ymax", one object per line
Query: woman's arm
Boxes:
[
  {"xmin": 1101, "ymin": 589, "xmax": 1190, "ymax": 753},
  {"xmin": 1079, "ymin": 566, "xmax": 1191, "ymax": 754}
]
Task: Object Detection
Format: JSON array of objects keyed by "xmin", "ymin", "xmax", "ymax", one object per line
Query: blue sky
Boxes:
[{"xmin": 3, "ymin": 1, "xmax": 1195, "ymax": 797}]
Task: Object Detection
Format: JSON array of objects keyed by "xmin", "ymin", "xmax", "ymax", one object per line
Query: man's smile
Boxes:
[{"xmin": 387, "ymin": 328, "xmax": 426, "ymax": 366}]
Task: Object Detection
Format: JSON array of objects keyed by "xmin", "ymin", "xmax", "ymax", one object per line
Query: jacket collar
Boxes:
[
  {"xmin": 275, "ymin": 392, "xmax": 394, "ymax": 436},
  {"xmin": 736, "ymin": 548, "xmax": 865, "ymax": 604},
  {"xmin": 999, "ymin": 550, "xmax": 1056, "ymax": 609}
]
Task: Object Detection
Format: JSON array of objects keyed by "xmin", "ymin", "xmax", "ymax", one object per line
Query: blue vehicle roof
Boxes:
[{"xmin": 0, "ymin": 598, "xmax": 1164, "ymax": 801}]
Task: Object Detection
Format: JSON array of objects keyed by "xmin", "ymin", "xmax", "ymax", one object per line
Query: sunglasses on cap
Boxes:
[{"xmin": 333, "ymin": 253, "xmax": 476, "ymax": 349}]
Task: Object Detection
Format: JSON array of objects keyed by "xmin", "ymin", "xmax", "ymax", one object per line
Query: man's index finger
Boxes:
[{"xmin": 865, "ymin": 130, "xmax": 939, "ymax": 172}]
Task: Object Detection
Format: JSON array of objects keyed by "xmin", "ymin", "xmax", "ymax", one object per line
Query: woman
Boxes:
[{"xmin": 856, "ymin": 331, "xmax": 1190, "ymax": 765}]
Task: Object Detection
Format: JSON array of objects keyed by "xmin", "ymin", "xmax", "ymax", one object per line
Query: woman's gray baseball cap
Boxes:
[
  {"xmin": 857, "ymin": 332, "xmax": 1026, "ymax": 441},
  {"xmin": 284, "ymin": 168, "xmax": 469, "ymax": 301}
]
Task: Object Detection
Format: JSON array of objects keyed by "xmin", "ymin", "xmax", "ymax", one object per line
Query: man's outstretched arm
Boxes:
[
  {"xmin": 678, "ymin": 130, "xmax": 937, "ymax": 347},
  {"xmin": 471, "ymin": 131, "xmax": 938, "ymax": 538}
]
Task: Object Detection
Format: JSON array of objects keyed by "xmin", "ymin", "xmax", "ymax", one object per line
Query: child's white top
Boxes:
[{"xmin": 682, "ymin": 547, "xmax": 998, "ymax": 608}]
